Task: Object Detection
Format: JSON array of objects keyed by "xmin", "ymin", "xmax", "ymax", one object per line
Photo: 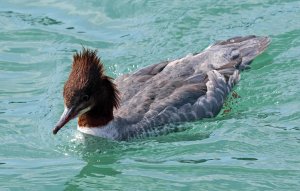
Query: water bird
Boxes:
[{"xmin": 53, "ymin": 35, "xmax": 270, "ymax": 141}]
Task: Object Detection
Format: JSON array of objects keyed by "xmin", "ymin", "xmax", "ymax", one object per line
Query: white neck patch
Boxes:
[{"xmin": 77, "ymin": 121, "xmax": 118, "ymax": 140}]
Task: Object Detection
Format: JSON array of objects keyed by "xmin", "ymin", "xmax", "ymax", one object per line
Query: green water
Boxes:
[{"xmin": 1, "ymin": 0, "xmax": 300, "ymax": 190}]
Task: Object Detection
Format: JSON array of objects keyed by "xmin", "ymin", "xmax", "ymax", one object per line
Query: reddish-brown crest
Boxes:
[
  {"xmin": 62, "ymin": 48, "xmax": 120, "ymax": 127},
  {"xmin": 64, "ymin": 48, "xmax": 119, "ymax": 106}
]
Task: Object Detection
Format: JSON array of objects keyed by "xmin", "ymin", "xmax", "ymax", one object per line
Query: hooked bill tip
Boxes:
[{"xmin": 52, "ymin": 127, "xmax": 60, "ymax": 135}]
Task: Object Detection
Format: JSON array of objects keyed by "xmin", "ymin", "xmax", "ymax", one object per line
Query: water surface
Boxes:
[{"xmin": 1, "ymin": 0, "xmax": 300, "ymax": 190}]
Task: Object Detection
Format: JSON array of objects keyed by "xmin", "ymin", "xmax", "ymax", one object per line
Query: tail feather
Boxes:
[{"xmin": 212, "ymin": 35, "xmax": 271, "ymax": 70}]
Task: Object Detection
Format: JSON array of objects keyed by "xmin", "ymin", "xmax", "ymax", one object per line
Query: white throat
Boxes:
[{"xmin": 77, "ymin": 121, "xmax": 119, "ymax": 140}]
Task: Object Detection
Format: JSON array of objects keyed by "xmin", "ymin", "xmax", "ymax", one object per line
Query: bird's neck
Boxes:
[
  {"xmin": 78, "ymin": 77, "xmax": 119, "ymax": 128},
  {"xmin": 78, "ymin": 106, "xmax": 114, "ymax": 128}
]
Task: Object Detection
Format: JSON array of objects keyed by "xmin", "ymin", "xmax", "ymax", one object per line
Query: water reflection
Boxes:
[
  {"xmin": 63, "ymin": 129, "xmax": 212, "ymax": 190},
  {"xmin": 63, "ymin": 135, "xmax": 123, "ymax": 190}
]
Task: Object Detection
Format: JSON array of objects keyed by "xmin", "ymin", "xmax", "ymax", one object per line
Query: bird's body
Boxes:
[{"xmin": 54, "ymin": 35, "xmax": 270, "ymax": 141}]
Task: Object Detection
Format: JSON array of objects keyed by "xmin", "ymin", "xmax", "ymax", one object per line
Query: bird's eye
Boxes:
[{"xmin": 82, "ymin": 95, "xmax": 89, "ymax": 102}]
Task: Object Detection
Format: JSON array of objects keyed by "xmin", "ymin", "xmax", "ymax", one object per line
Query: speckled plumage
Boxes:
[{"xmin": 78, "ymin": 35, "xmax": 270, "ymax": 140}]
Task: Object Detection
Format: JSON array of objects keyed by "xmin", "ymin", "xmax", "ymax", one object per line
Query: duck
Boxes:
[{"xmin": 53, "ymin": 35, "xmax": 270, "ymax": 141}]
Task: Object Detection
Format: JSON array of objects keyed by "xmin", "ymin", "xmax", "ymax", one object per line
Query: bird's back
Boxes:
[{"xmin": 113, "ymin": 35, "xmax": 270, "ymax": 140}]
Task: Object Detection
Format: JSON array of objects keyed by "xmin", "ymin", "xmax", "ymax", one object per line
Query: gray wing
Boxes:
[{"xmin": 114, "ymin": 36, "xmax": 270, "ymax": 140}]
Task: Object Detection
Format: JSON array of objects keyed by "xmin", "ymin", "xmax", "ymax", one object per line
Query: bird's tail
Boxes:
[{"xmin": 212, "ymin": 35, "xmax": 271, "ymax": 70}]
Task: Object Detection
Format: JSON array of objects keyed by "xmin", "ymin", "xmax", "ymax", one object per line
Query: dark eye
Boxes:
[{"xmin": 82, "ymin": 95, "xmax": 89, "ymax": 102}]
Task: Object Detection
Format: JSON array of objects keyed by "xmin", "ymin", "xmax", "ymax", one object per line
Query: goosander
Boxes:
[{"xmin": 53, "ymin": 35, "xmax": 270, "ymax": 141}]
